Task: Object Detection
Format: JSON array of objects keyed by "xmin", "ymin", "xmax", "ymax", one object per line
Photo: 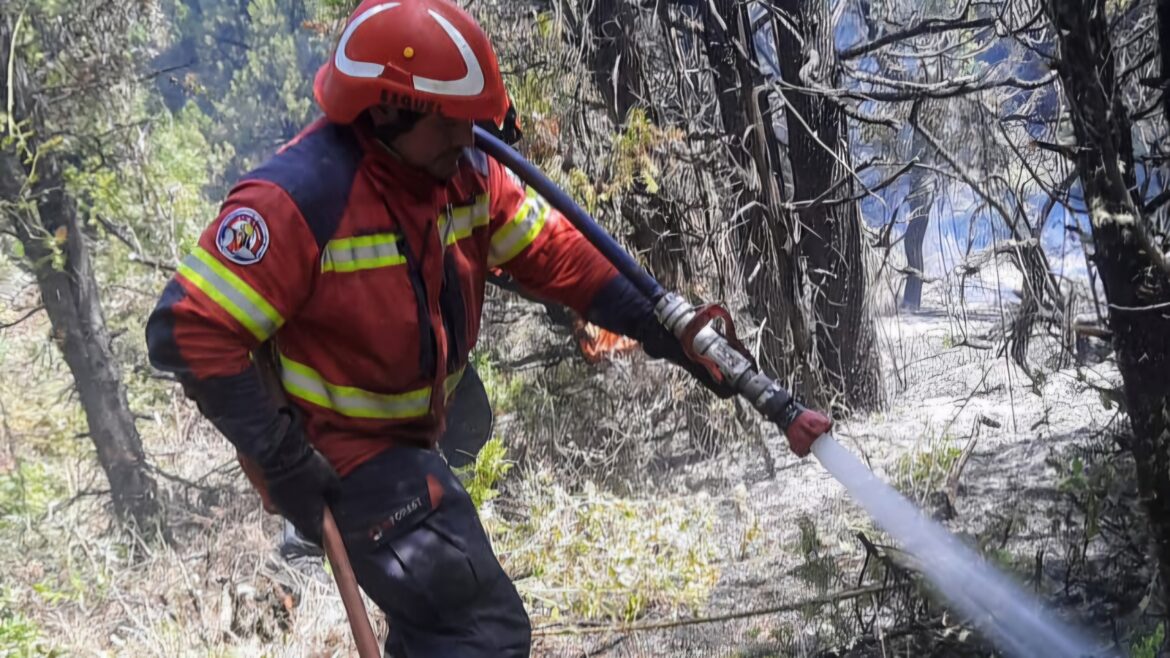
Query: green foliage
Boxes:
[
  {"xmin": 510, "ymin": 69, "xmax": 556, "ymax": 122},
  {"xmin": 155, "ymin": 0, "xmax": 333, "ymax": 189},
  {"xmin": 0, "ymin": 462, "xmax": 66, "ymax": 528},
  {"xmin": 0, "ymin": 589, "xmax": 60, "ymax": 657},
  {"xmin": 471, "ymin": 350, "xmax": 524, "ymax": 413},
  {"xmin": 1130, "ymin": 623, "xmax": 1166, "ymax": 658},
  {"xmin": 495, "ymin": 474, "xmax": 720, "ymax": 623},
  {"xmin": 66, "ymin": 102, "xmax": 222, "ymax": 267},
  {"xmin": 456, "ymin": 436, "xmax": 514, "ymax": 510},
  {"xmin": 601, "ymin": 108, "xmax": 670, "ymax": 202},
  {"xmin": 895, "ymin": 443, "xmax": 962, "ymax": 493},
  {"xmin": 315, "ymin": 0, "xmax": 356, "ymax": 20},
  {"xmin": 1054, "ymin": 454, "xmax": 1120, "ymax": 543}
]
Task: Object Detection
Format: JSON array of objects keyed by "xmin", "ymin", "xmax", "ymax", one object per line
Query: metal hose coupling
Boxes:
[{"xmin": 653, "ymin": 292, "xmax": 799, "ymax": 429}]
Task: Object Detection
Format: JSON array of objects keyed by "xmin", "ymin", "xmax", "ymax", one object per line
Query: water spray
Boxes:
[{"xmin": 475, "ymin": 127, "xmax": 1114, "ymax": 657}]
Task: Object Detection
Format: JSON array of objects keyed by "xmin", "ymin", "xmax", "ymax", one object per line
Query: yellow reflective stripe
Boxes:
[
  {"xmin": 321, "ymin": 233, "xmax": 405, "ymax": 273},
  {"xmin": 489, "ymin": 188, "xmax": 550, "ymax": 267},
  {"xmin": 279, "ymin": 355, "xmax": 466, "ymax": 420},
  {"xmin": 177, "ymin": 247, "xmax": 284, "ymax": 341},
  {"xmin": 440, "ymin": 194, "xmax": 490, "ymax": 246}
]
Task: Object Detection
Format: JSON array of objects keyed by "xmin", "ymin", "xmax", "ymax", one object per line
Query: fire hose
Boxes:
[
  {"xmin": 473, "ymin": 127, "xmax": 1109, "ymax": 658},
  {"xmin": 234, "ymin": 128, "xmax": 1105, "ymax": 658},
  {"xmin": 474, "ymin": 127, "xmax": 807, "ymax": 435}
]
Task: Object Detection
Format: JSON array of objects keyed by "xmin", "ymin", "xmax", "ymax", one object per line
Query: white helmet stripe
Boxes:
[
  {"xmin": 335, "ymin": 2, "xmax": 400, "ymax": 79},
  {"xmin": 412, "ymin": 9, "xmax": 485, "ymax": 97}
]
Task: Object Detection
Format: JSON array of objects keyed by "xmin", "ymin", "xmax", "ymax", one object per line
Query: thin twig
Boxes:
[
  {"xmin": 94, "ymin": 215, "xmax": 177, "ymax": 272},
  {"xmin": 0, "ymin": 304, "xmax": 44, "ymax": 330},
  {"xmin": 840, "ymin": 17, "xmax": 997, "ymax": 59},
  {"xmin": 532, "ymin": 583, "xmax": 903, "ymax": 636}
]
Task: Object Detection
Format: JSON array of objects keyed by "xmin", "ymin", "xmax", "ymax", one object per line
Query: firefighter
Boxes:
[{"xmin": 145, "ymin": 0, "xmax": 828, "ymax": 654}]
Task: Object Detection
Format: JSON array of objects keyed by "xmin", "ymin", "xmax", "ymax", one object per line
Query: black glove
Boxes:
[{"xmin": 261, "ymin": 412, "xmax": 340, "ymax": 545}]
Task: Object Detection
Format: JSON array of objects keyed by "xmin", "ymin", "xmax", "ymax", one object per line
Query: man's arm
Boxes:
[{"xmin": 146, "ymin": 181, "xmax": 320, "ymax": 462}]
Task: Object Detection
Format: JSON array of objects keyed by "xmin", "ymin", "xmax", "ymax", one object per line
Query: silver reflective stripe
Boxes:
[
  {"xmin": 279, "ymin": 354, "xmax": 468, "ymax": 420},
  {"xmin": 279, "ymin": 354, "xmax": 429, "ymax": 419}
]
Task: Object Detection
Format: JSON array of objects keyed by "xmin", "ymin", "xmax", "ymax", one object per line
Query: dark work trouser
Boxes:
[
  {"xmin": 330, "ymin": 445, "xmax": 531, "ymax": 657},
  {"xmin": 280, "ymin": 365, "xmax": 494, "ymax": 558}
]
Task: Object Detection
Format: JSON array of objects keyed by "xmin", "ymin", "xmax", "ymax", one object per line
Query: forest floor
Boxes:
[
  {"xmin": 0, "ymin": 265, "xmax": 1156, "ymax": 657},
  {"xmin": 530, "ymin": 279, "xmax": 1143, "ymax": 658}
]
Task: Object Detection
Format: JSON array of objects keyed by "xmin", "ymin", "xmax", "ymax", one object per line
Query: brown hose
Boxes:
[{"xmin": 322, "ymin": 507, "xmax": 381, "ymax": 658}]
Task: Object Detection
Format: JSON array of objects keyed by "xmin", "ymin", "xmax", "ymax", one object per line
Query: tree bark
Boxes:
[
  {"xmin": 701, "ymin": 0, "xmax": 820, "ymax": 402},
  {"xmin": 1, "ymin": 154, "xmax": 163, "ymax": 534},
  {"xmin": 1048, "ymin": 0, "xmax": 1170, "ymax": 618},
  {"xmin": 1160, "ymin": 0, "xmax": 1170, "ymax": 133},
  {"xmin": 772, "ymin": 0, "xmax": 885, "ymax": 410},
  {"xmin": 900, "ymin": 168, "xmax": 933, "ymax": 312},
  {"xmin": 1, "ymin": 14, "xmax": 163, "ymax": 534},
  {"xmin": 588, "ymin": 0, "xmax": 647, "ymax": 124}
]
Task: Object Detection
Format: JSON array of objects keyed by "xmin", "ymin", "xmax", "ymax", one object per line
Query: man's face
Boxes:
[{"xmin": 386, "ymin": 111, "xmax": 475, "ymax": 180}]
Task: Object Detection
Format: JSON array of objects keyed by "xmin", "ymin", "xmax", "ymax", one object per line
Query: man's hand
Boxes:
[
  {"xmin": 261, "ymin": 415, "xmax": 340, "ymax": 545},
  {"xmin": 780, "ymin": 400, "xmax": 833, "ymax": 457}
]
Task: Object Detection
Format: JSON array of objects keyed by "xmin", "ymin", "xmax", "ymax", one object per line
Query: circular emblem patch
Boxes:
[{"xmin": 216, "ymin": 208, "xmax": 269, "ymax": 265}]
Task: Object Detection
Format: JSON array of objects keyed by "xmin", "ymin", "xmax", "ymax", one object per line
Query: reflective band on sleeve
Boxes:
[
  {"xmin": 321, "ymin": 233, "xmax": 406, "ymax": 273},
  {"xmin": 279, "ymin": 354, "xmax": 466, "ymax": 420},
  {"xmin": 439, "ymin": 194, "xmax": 490, "ymax": 246},
  {"xmin": 488, "ymin": 188, "xmax": 551, "ymax": 267},
  {"xmin": 177, "ymin": 247, "xmax": 284, "ymax": 341}
]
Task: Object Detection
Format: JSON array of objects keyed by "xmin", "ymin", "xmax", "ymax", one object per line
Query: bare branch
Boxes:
[
  {"xmin": 841, "ymin": 70, "xmax": 1058, "ymax": 102},
  {"xmin": 0, "ymin": 305, "xmax": 44, "ymax": 330},
  {"xmin": 93, "ymin": 214, "xmax": 177, "ymax": 273},
  {"xmin": 840, "ymin": 17, "xmax": 997, "ymax": 59}
]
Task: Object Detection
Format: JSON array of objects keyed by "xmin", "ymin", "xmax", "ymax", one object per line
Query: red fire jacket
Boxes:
[{"xmin": 147, "ymin": 118, "xmax": 622, "ymax": 476}]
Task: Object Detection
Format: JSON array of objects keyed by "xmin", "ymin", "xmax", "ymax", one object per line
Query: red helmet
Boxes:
[{"xmin": 314, "ymin": 0, "xmax": 509, "ymax": 126}]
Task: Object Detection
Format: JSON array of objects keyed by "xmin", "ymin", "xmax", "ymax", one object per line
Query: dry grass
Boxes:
[
  {"xmin": 492, "ymin": 470, "xmax": 720, "ymax": 624},
  {"xmin": 0, "ymin": 259, "xmax": 1141, "ymax": 657},
  {"xmin": 0, "ymin": 298, "xmax": 724, "ymax": 655}
]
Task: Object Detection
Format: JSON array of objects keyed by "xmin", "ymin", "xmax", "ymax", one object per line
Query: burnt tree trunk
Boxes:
[
  {"xmin": 588, "ymin": 0, "xmax": 647, "ymax": 124},
  {"xmin": 772, "ymin": 0, "xmax": 884, "ymax": 410},
  {"xmin": 901, "ymin": 168, "xmax": 933, "ymax": 312},
  {"xmin": 1, "ymin": 16, "xmax": 163, "ymax": 534},
  {"xmin": 1048, "ymin": 0, "xmax": 1170, "ymax": 615},
  {"xmin": 1160, "ymin": 0, "xmax": 1170, "ymax": 131},
  {"xmin": 701, "ymin": 0, "xmax": 820, "ymax": 402}
]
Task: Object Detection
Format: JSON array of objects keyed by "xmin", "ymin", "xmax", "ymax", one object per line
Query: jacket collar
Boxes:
[
  {"xmin": 349, "ymin": 119, "xmax": 482, "ymax": 206},
  {"xmin": 352, "ymin": 119, "xmax": 445, "ymax": 198}
]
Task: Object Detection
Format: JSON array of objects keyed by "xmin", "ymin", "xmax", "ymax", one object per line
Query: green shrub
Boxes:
[
  {"xmin": 456, "ymin": 436, "xmax": 514, "ymax": 510},
  {"xmin": 495, "ymin": 474, "xmax": 720, "ymax": 623},
  {"xmin": 0, "ymin": 462, "xmax": 65, "ymax": 528},
  {"xmin": 0, "ymin": 589, "xmax": 61, "ymax": 657},
  {"xmin": 1130, "ymin": 623, "xmax": 1165, "ymax": 658}
]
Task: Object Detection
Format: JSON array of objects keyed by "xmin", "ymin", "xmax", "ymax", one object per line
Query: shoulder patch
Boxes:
[{"xmin": 216, "ymin": 208, "xmax": 270, "ymax": 265}]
